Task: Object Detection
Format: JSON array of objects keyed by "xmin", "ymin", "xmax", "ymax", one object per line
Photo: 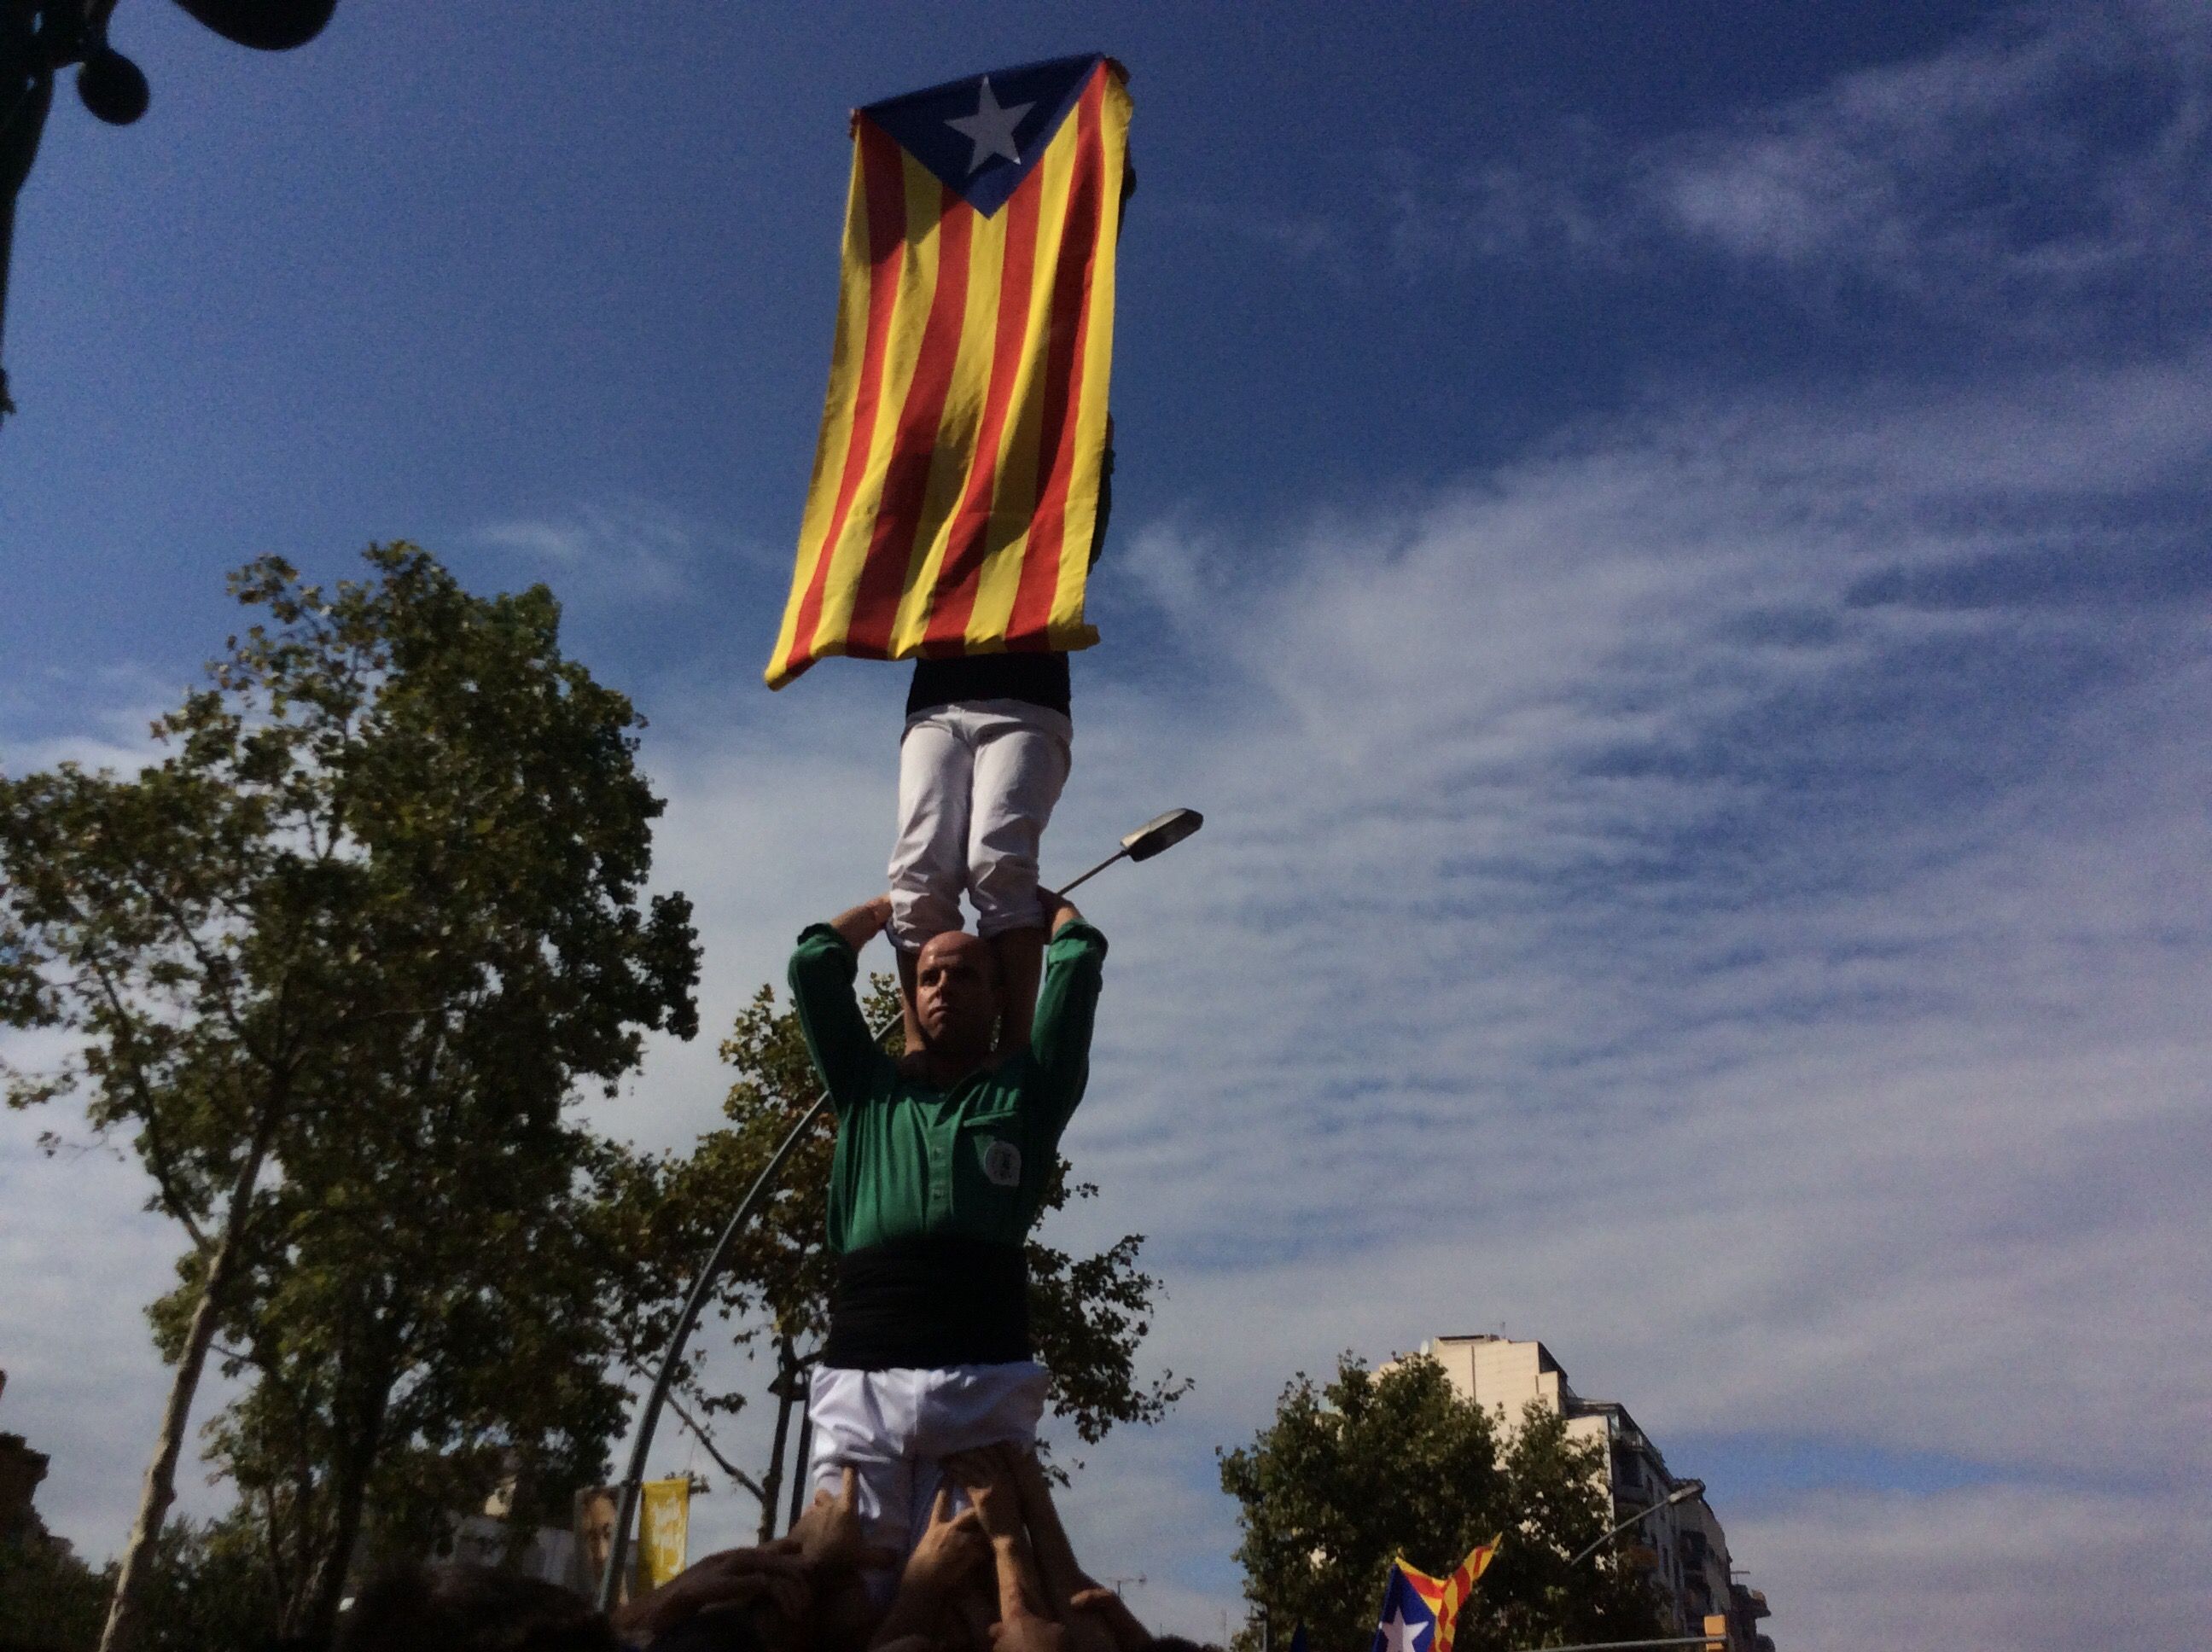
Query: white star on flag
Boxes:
[
  {"xmin": 1376, "ymin": 1609, "xmax": 1430, "ymax": 1652},
  {"xmin": 946, "ymin": 75, "xmax": 1033, "ymax": 173}
]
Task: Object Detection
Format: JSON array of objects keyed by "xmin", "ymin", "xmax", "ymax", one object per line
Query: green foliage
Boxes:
[
  {"xmin": 603, "ymin": 972, "xmax": 1190, "ymax": 1486},
  {"xmin": 0, "ymin": 1538, "xmax": 112, "ymax": 1650},
  {"xmin": 133, "ymin": 1516, "xmax": 283, "ymax": 1652},
  {"xmin": 1219, "ymin": 1354, "xmax": 1666, "ymax": 1652},
  {"xmin": 0, "ymin": 544, "xmax": 701, "ymax": 1644}
]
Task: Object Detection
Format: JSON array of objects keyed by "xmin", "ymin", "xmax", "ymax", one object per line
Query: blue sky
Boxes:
[{"xmin": 4, "ymin": 4, "xmax": 2209, "ymax": 1649}]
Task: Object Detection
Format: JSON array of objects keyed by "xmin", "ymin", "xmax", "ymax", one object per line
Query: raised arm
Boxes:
[
  {"xmin": 788, "ymin": 895, "xmax": 897, "ymax": 1113},
  {"xmin": 830, "ymin": 893, "xmax": 894, "ymax": 952},
  {"xmin": 1043, "ymin": 887, "xmax": 1082, "ymax": 939},
  {"xmin": 870, "ymin": 1486, "xmax": 987, "ymax": 1649},
  {"xmin": 1009, "ymin": 1448, "xmax": 1086, "ymax": 1618},
  {"xmin": 1027, "ymin": 899, "xmax": 1106, "ymax": 1140}
]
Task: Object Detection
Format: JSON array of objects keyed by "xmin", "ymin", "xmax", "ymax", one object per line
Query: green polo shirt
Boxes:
[{"xmin": 788, "ymin": 920, "xmax": 1109, "ymax": 1256}]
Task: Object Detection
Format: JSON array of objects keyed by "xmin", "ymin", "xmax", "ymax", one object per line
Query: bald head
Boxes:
[{"xmin": 914, "ymin": 930, "xmax": 999, "ymax": 1064}]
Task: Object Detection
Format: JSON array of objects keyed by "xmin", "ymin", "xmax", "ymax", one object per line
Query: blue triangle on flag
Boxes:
[
  {"xmin": 859, "ymin": 54, "xmax": 1104, "ymax": 216},
  {"xmin": 1368, "ymin": 1566, "xmax": 1440, "ymax": 1652},
  {"xmin": 1289, "ymin": 1626, "xmax": 1311, "ymax": 1652}
]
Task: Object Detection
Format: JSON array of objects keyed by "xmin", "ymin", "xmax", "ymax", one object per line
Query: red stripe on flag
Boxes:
[
  {"xmin": 920, "ymin": 158, "xmax": 1045, "ymax": 654},
  {"xmin": 1008, "ymin": 67, "xmax": 1105, "ymax": 646},
  {"xmin": 846, "ymin": 180, "xmax": 975, "ymax": 655},
  {"xmin": 788, "ymin": 119, "xmax": 908, "ymax": 672}
]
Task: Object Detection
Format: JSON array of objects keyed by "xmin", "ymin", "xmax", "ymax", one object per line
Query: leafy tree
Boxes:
[
  {"xmin": 602, "ymin": 974, "xmax": 1188, "ymax": 1534},
  {"xmin": 1218, "ymin": 1354, "xmax": 1666, "ymax": 1652},
  {"xmin": 0, "ymin": 545, "xmax": 699, "ymax": 1649},
  {"xmin": 0, "ymin": 1519, "xmax": 276, "ymax": 1652},
  {"xmin": 0, "ymin": 1536, "xmax": 111, "ymax": 1650},
  {"xmin": 132, "ymin": 1515, "xmax": 282, "ymax": 1652}
]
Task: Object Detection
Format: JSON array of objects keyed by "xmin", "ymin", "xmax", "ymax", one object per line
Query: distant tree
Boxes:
[
  {"xmin": 0, "ymin": 1535, "xmax": 110, "ymax": 1649},
  {"xmin": 602, "ymin": 974, "xmax": 1188, "ymax": 1535},
  {"xmin": 1218, "ymin": 1353, "xmax": 1667, "ymax": 1652},
  {"xmin": 133, "ymin": 1515, "xmax": 281, "ymax": 1652},
  {"xmin": 0, "ymin": 545, "xmax": 699, "ymax": 1649}
]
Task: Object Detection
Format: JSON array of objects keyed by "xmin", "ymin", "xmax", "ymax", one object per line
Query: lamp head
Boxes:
[
  {"xmin": 1121, "ymin": 807, "xmax": 1202, "ymax": 862},
  {"xmin": 169, "ymin": 0, "xmax": 340, "ymax": 51}
]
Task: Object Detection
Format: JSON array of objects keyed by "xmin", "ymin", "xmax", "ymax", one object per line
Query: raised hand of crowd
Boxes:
[
  {"xmin": 625, "ymin": 1446, "xmax": 1169, "ymax": 1652},
  {"xmin": 338, "ymin": 1453, "xmax": 1190, "ymax": 1652}
]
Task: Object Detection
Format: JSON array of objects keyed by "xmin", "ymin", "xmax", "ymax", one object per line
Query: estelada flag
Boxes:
[
  {"xmin": 1368, "ymin": 1539, "xmax": 1500, "ymax": 1652},
  {"xmin": 765, "ymin": 54, "xmax": 1130, "ymax": 688}
]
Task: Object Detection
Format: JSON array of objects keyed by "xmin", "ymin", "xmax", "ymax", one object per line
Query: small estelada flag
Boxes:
[
  {"xmin": 765, "ymin": 54, "xmax": 1130, "ymax": 688},
  {"xmin": 1369, "ymin": 1540, "xmax": 1500, "ymax": 1652}
]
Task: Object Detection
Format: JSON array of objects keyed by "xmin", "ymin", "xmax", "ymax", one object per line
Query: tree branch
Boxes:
[
  {"xmin": 666, "ymin": 1391, "xmax": 765, "ymax": 1504},
  {"xmin": 85, "ymin": 957, "xmax": 210, "ymax": 1251}
]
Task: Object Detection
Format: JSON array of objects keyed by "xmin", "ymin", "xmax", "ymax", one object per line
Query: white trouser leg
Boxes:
[
  {"xmin": 964, "ymin": 703, "xmax": 1072, "ymax": 939},
  {"xmin": 888, "ymin": 712, "xmax": 974, "ymax": 953},
  {"xmin": 806, "ymin": 1367, "xmax": 917, "ymax": 1604},
  {"xmin": 806, "ymin": 1362, "xmax": 1049, "ymax": 1563},
  {"xmin": 906, "ymin": 1362, "xmax": 1050, "ymax": 1552}
]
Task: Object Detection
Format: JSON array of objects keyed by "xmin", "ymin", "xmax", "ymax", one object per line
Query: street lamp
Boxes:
[
  {"xmin": 596, "ymin": 808, "xmax": 1205, "ymax": 1610},
  {"xmin": 1568, "ymin": 1478, "xmax": 1706, "ymax": 1570},
  {"xmin": 1, "ymin": 0, "xmax": 335, "ymax": 423}
]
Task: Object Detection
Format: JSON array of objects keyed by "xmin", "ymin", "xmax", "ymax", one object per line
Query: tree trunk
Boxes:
[
  {"xmin": 757, "ymin": 1337, "xmax": 798, "ymax": 1545},
  {"xmin": 98, "ymin": 1121, "xmax": 276, "ymax": 1652},
  {"xmin": 291, "ymin": 1376, "xmax": 388, "ymax": 1648},
  {"xmin": 786, "ymin": 1405, "xmax": 814, "ymax": 1535}
]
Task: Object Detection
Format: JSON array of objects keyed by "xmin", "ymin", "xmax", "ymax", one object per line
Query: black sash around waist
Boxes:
[{"xmin": 820, "ymin": 1233, "xmax": 1033, "ymax": 1370}]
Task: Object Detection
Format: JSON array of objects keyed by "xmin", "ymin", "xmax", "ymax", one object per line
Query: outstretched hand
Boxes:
[
  {"xmin": 830, "ymin": 893, "xmax": 896, "ymax": 953},
  {"xmin": 871, "ymin": 1486, "xmax": 989, "ymax": 1649},
  {"xmin": 952, "ymin": 1455, "xmax": 1049, "ymax": 1633},
  {"xmin": 1007, "ymin": 1450, "xmax": 1086, "ymax": 1614},
  {"xmin": 1038, "ymin": 887, "xmax": 1082, "ymax": 939},
  {"xmin": 905, "ymin": 1486, "xmax": 992, "ymax": 1601},
  {"xmin": 793, "ymin": 1467, "xmax": 880, "ymax": 1573},
  {"xmin": 942, "ymin": 1448, "xmax": 1026, "ymax": 1549}
]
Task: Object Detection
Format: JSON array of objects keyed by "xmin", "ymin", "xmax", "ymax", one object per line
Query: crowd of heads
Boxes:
[{"xmin": 335, "ymin": 1450, "xmax": 1213, "ymax": 1652}]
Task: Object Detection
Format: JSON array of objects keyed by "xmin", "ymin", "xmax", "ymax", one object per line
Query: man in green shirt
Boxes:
[{"xmin": 787, "ymin": 885, "xmax": 1106, "ymax": 1573}]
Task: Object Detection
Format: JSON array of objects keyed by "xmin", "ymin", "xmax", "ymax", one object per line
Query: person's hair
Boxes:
[
  {"xmin": 334, "ymin": 1562, "xmax": 621, "ymax": 1652},
  {"xmin": 641, "ymin": 1608, "xmax": 767, "ymax": 1652}
]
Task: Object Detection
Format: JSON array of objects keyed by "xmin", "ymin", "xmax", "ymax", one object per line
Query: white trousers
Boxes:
[
  {"xmin": 889, "ymin": 700, "xmax": 1072, "ymax": 951},
  {"xmin": 806, "ymin": 1361, "xmax": 1049, "ymax": 1562}
]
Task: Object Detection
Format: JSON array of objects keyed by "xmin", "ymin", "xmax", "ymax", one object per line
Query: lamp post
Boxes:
[
  {"xmin": 1568, "ymin": 1477, "xmax": 1706, "ymax": 1570},
  {"xmin": 0, "ymin": 0, "xmax": 335, "ymax": 425},
  {"xmin": 595, "ymin": 809, "xmax": 1204, "ymax": 1610}
]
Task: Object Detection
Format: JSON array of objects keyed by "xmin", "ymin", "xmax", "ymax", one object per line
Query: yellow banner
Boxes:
[{"xmin": 638, "ymin": 1477, "xmax": 691, "ymax": 1591}]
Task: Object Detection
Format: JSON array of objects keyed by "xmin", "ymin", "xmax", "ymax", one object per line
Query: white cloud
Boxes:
[
  {"xmin": 1395, "ymin": 3, "xmax": 2212, "ymax": 330},
  {"xmin": 474, "ymin": 501, "xmax": 727, "ymax": 602},
  {"xmin": 0, "ymin": 663, "xmax": 175, "ymax": 777},
  {"xmin": 1742, "ymin": 1484, "xmax": 2212, "ymax": 1650}
]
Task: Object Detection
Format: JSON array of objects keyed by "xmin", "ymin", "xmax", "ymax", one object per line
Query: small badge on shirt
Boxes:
[{"xmin": 980, "ymin": 1139, "xmax": 1022, "ymax": 1188}]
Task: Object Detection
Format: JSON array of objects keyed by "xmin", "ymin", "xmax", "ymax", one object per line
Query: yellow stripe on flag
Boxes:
[
  {"xmin": 889, "ymin": 151, "xmax": 1009, "ymax": 655},
  {"xmin": 1048, "ymin": 69, "xmax": 1126, "ymax": 648},
  {"xmin": 773, "ymin": 141, "xmax": 877, "ymax": 679},
  {"xmin": 966, "ymin": 89, "xmax": 1081, "ymax": 649}
]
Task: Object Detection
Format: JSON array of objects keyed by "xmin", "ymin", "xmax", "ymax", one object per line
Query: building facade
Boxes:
[{"xmin": 1421, "ymin": 1335, "xmax": 1773, "ymax": 1652}]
